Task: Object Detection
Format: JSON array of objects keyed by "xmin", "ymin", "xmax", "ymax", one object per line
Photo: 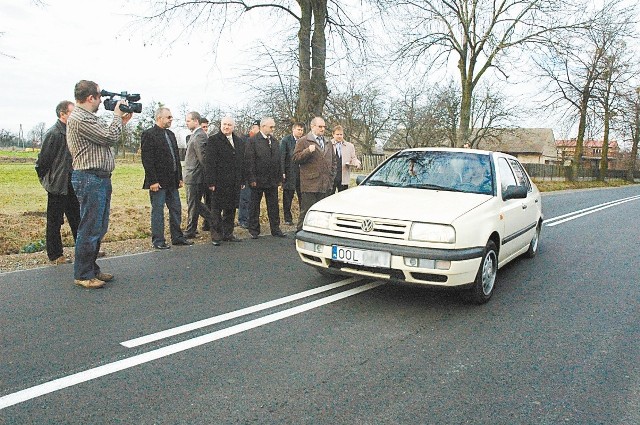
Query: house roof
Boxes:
[
  {"xmin": 477, "ymin": 128, "xmax": 556, "ymax": 158},
  {"xmin": 555, "ymin": 139, "xmax": 619, "ymax": 149}
]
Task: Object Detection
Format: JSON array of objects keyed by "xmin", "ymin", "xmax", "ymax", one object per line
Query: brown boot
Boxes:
[{"xmin": 74, "ymin": 278, "xmax": 105, "ymax": 289}]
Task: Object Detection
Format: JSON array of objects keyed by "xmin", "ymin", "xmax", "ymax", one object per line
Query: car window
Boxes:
[
  {"xmin": 508, "ymin": 159, "xmax": 532, "ymax": 191},
  {"xmin": 497, "ymin": 158, "xmax": 518, "ymax": 193},
  {"xmin": 364, "ymin": 151, "xmax": 493, "ymax": 194}
]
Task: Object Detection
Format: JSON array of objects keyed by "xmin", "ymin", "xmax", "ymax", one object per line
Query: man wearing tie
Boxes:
[
  {"xmin": 141, "ymin": 107, "xmax": 193, "ymax": 249},
  {"xmin": 331, "ymin": 125, "xmax": 362, "ymax": 193},
  {"xmin": 245, "ymin": 117, "xmax": 286, "ymax": 239},
  {"xmin": 292, "ymin": 116, "xmax": 337, "ymax": 232}
]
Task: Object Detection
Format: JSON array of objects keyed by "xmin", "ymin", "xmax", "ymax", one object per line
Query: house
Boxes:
[
  {"xmin": 476, "ymin": 128, "xmax": 557, "ymax": 164},
  {"xmin": 555, "ymin": 139, "xmax": 619, "ymax": 168},
  {"xmin": 382, "ymin": 128, "xmax": 558, "ymax": 164}
]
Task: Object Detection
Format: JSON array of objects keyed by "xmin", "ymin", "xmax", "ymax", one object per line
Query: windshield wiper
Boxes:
[
  {"xmin": 404, "ymin": 183, "xmax": 450, "ymax": 190},
  {"xmin": 364, "ymin": 179, "xmax": 396, "ymax": 187}
]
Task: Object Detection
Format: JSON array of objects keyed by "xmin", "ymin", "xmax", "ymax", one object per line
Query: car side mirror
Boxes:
[
  {"xmin": 502, "ymin": 185, "xmax": 527, "ymax": 200},
  {"xmin": 356, "ymin": 175, "xmax": 367, "ymax": 185}
]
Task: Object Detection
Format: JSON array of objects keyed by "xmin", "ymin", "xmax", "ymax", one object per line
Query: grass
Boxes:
[{"xmin": 0, "ymin": 154, "xmax": 299, "ymax": 255}]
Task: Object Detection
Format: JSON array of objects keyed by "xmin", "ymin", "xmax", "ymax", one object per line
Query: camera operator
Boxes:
[{"xmin": 66, "ymin": 80, "xmax": 133, "ymax": 289}]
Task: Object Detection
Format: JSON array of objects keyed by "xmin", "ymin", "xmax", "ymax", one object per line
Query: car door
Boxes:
[{"xmin": 496, "ymin": 157, "xmax": 537, "ymax": 261}]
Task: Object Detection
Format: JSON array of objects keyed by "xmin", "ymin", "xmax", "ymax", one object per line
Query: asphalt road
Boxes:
[{"xmin": 1, "ymin": 185, "xmax": 639, "ymax": 424}]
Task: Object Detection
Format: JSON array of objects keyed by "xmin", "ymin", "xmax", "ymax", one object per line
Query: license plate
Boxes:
[{"xmin": 331, "ymin": 245, "xmax": 391, "ymax": 268}]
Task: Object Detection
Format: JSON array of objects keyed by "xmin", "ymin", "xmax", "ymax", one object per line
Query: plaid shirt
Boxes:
[{"xmin": 66, "ymin": 105, "xmax": 123, "ymax": 173}]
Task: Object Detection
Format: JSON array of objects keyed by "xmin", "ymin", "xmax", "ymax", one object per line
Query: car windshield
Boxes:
[{"xmin": 363, "ymin": 151, "xmax": 494, "ymax": 195}]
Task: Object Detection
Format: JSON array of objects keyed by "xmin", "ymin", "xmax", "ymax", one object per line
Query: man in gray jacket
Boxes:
[
  {"xmin": 35, "ymin": 101, "xmax": 80, "ymax": 265},
  {"xmin": 183, "ymin": 111, "xmax": 212, "ymax": 238}
]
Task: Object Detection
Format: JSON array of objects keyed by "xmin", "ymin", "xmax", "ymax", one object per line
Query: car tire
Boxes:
[
  {"xmin": 524, "ymin": 222, "xmax": 541, "ymax": 258},
  {"xmin": 465, "ymin": 240, "xmax": 498, "ymax": 305}
]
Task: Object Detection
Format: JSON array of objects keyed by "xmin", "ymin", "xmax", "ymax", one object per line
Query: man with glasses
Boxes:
[
  {"xmin": 141, "ymin": 107, "xmax": 193, "ymax": 250},
  {"xmin": 66, "ymin": 80, "xmax": 132, "ymax": 289}
]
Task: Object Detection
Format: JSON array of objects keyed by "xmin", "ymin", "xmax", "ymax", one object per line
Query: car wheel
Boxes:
[
  {"xmin": 465, "ymin": 240, "xmax": 498, "ymax": 305},
  {"xmin": 525, "ymin": 222, "xmax": 541, "ymax": 258}
]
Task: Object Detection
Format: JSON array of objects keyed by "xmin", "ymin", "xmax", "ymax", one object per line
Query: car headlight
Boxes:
[
  {"xmin": 409, "ymin": 223, "xmax": 456, "ymax": 243},
  {"xmin": 304, "ymin": 211, "xmax": 332, "ymax": 229}
]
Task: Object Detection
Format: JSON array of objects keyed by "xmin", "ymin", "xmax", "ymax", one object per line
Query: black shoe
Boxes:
[
  {"xmin": 223, "ymin": 236, "xmax": 242, "ymax": 242},
  {"xmin": 284, "ymin": 221, "xmax": 294, "ymax": 225},
  {"xmin": 211, "ymin": 240, "xmax": 221, "ymax": 246},
  {"xmin": 272, "ymin": 232, "xmax": 287, "ymax": 238},
  {"xmin": 184, "ymin": 233, "xmax": 197, "ymax": 239},
  {"xmin": 173, "ymin": 239, "xmax": 194, "ymax": 246},
  {"xmin": 154, "ymin": 242, "xmax": 170, "ymax": 250},
  {"xmin": 250, "ymin": 234, "xmax": 259, "ymax": 239}
]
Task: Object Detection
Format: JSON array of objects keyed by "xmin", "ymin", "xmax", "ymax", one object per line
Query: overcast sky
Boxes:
[{"xmin": 0, "ymin": 0, "xmax": 263, "ymax": 137}]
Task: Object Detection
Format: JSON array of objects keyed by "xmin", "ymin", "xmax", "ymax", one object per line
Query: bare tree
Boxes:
[
  {"xmin": 534, "ymin": 1, "xmax": 634, "ymax": 178},
  {"xmin": 137, "ymin": 1, "xmax": 369, "ymax": 123},
  {"xmin": 324, "ymin": 80, "xmax": 394, "ymax": 154},
  {"xmin": 379, "ymin": 0, "xmax": 587, "ymax": 147},
  {"xmin": 27, "ymin": 122, "xmax": 47, "ymax": 149},
  {"xmin": 616, "ymin": 86, "xmax": 640, "ymax": 182}
]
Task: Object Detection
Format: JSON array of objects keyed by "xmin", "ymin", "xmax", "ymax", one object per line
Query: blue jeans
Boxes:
[
  {"xmin": 149, "ymin": 187, "xmax": 184, "ymax": 246},
  {"xmin": 71, "ymin": 170, "xmax": 111, "ymax": 280},
  {"xmin": 237, "ymin": 185, "xmax": 251, "ymax": 226}
]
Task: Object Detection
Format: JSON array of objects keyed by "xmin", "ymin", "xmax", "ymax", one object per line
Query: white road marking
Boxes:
[
  {"xmin": 544, "ymin": 195, "xmax": 640, "ymax": 227},
  {"xmin": 121, "ymin": 277, "xmax": 363, "ymax": 348},
  {"xmin": 0, "ymin": 281, "xmax": 383, "ymax": 410}
]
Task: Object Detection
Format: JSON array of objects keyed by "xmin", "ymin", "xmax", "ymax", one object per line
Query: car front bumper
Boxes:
[{"xmin": 295, "ymin": 230, "xmax": 484, "ymax": 287}]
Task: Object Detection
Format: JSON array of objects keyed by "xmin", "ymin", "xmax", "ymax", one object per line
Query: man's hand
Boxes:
[
  {"xmin": 178, "ymin": 180, "xmax": 184, "ymax": 188},
  {"xmin": 309, "ymin": 144, "xmax": 316, "ymax": 153},
  {"xmin": 114, "ymin": 100, "xmax": 133, "ymax": 125},
  {"xmin": 150, "ymin": 183, "xmax": 161, "ymax": 192}
]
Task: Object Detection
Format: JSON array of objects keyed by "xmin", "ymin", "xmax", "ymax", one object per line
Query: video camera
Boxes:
[{"xmin": 100, "ymin": 90, "xmax": 142, "ymax": 114}]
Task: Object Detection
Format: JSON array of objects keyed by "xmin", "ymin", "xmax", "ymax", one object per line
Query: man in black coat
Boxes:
[
  {"xmin": 279, "ymin": 122, "xmax": 305, "ymax": 225},
  {"xmin": 141, "ymin": 107, "xmax": 192, "ymax": 249},
  {"xmin": 205, "ymin": 116, "xmax": 246, "ymax": 245},
  {"xmin": 245, "ymin": 117, "xmax": 286, "ymax": 238},
  {"xmin": 35, "ymin": 100, "xmax": 80, "ymax": 264}
]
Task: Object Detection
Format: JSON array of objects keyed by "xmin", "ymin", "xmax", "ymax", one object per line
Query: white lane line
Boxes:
[
  {"xmin": 0, "ymin": 281, "xmax": 383, "ymax": 410},
  {"xmin": 122, "ymin": 277, "xmax": 363, "ymax": 348},
  {"xmin": 545, "ymin": 195, "xmax": 640, "ymax": 227}
]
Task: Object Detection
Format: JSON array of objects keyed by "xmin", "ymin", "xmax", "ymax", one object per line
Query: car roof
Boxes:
[{"xmin": 398, "ymin": 147, "xmax": 518, "ymax": 160}]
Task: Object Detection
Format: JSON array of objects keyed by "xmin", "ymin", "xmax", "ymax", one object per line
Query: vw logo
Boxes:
[{"xmin": 361, "ymin": 219, "xmax": 375, "ymax": 232}]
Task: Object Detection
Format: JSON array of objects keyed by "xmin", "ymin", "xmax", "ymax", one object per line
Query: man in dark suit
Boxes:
[
  {"xmin": 205, "ymin": 116, "xmax": 246, "ymax": 245},
  {"xmin": 183, "ymin": 111, "xmax": 212, "ymax": 238},
  {"xmin": 279, "ymin": 122, "xmax": 305, "ymax": 225},
  {"xmin": 245, "ymin": 117, "xmax": 286, "ymax": 239},
  {"xmin": 141, "ymin": 107, "xmax": 193, "ymax": 249}
]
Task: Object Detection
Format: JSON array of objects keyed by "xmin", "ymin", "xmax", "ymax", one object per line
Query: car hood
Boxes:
[{"xmin": 311, "ymin": 186, "xmax": 493, "ymax": 224}]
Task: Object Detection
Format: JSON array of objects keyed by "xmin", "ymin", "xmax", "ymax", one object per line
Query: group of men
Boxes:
[{"xmin": 35, "ymin": 78, "xmax": 361, "ymax": 289}]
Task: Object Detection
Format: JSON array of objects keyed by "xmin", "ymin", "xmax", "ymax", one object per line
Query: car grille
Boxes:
[{"xmin": 333, "ymin": 215, "xmax": 409, "ymax": 239}]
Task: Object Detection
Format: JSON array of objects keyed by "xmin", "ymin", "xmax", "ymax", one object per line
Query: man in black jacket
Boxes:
[
  {"xmin": 35, "ymin": 100, "xmax": 80, "ymax": 264},
  {"xmin": 279, "ymin": 122, "xmax": 305, "ymax": 225},
  {"xmin": 205, "ymin": 116, "xmax": 246, "ymax": 245},
  {"xmin": 141, "ymin": 107, "xmax": 193, "ymax": 249},
  {"xmin": 245, "ymin": 117, "xmax": 286, "ymax": 238}
]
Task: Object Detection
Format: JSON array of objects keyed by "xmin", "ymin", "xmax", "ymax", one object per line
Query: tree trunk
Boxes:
[
  {"xmin": 457, "ymin": 79, "xmax": 473, "ymax": 148},
  {"xmin": 571, "ymin": 89, "xmax": 589, "ymax": 180},
  {"xmin": 295, "ymin": 0, "xmax": 328, "ymax": 124},
  {"xmin": 599, "ymin": 106, "xmax": 610, "ymax": 181}
]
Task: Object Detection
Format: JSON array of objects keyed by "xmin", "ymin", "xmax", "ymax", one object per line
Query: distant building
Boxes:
[
  {"xmin": 476, "ymin": 128, "xmax": 557, "ymax": 164},
  {"xmin": 555, "ymin": 139, "xmax": 619, "ymax": 168}
]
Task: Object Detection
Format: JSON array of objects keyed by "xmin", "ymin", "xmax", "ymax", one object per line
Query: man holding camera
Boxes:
[
  {"xmin": 66, "ymin": 80, "xmax": 132, "ymax": 289},
  {"xmin": 141, "ymin": 107, "xmax": 193, "ymax": 250}
]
